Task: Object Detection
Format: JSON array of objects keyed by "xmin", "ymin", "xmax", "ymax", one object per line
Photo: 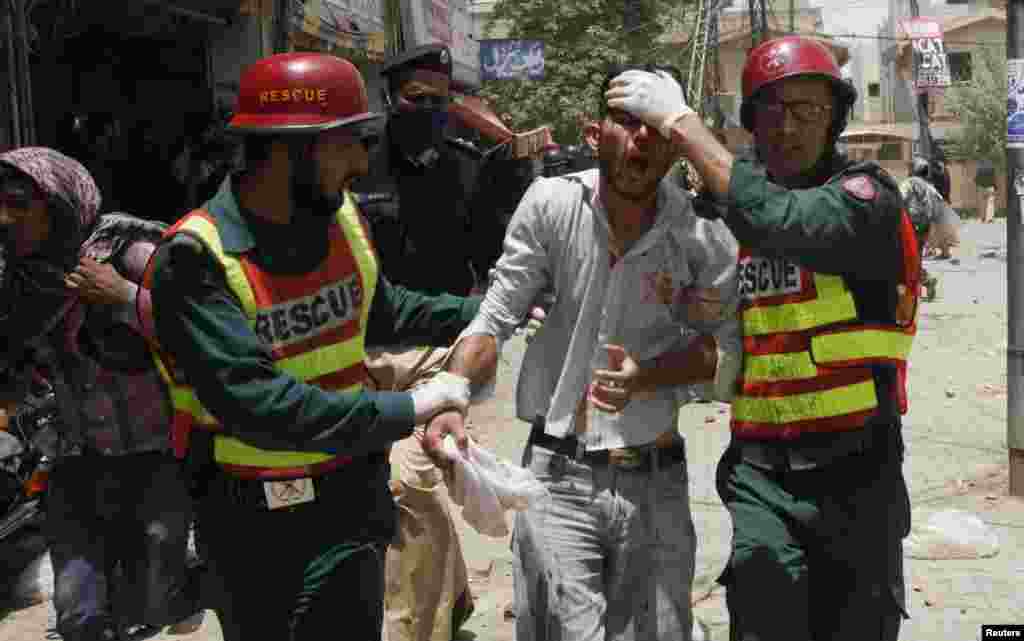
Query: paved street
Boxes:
[{"xmin": 2, "ymin": 220, "xmax": 1022, "ymax": 641}]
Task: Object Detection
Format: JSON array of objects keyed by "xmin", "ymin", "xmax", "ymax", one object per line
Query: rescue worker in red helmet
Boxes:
[
  {"xmin": 605, "ymin": 36, "xmax": 919, "ymax": 639},
  {"xmin": 143, "ymin": 53, "xmax": 486, "ymax": 641}
]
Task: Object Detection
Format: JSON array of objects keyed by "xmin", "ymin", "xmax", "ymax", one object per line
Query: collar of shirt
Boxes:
[
  {"xmin": 589, "ymin": 171, "xmax": 677, "ymax": 259},
  {"xmin": 203, "ymin": 174, "xmax": 255, "ymax": 254}
]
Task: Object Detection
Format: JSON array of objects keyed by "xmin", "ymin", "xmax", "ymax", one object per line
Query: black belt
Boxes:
[
  {"xmin": 729, "ymin": 420, "xmax": 902, "ymax": 471},
  {"xmin": 528, "ymin": 422, "xmax": 686, "ymax": 472},
  {"xmin": 211, "ymin": 453, "xmax": 385, "ymax": 511}
]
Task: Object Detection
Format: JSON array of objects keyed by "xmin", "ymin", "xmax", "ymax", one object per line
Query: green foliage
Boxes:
[
  {"xmin": 942, "ymin": 45, "xmax": 1007, "ymax": 172},
  {"xmin": 479, "ymin": 0, "xmax": 696, "ymax": 145}
]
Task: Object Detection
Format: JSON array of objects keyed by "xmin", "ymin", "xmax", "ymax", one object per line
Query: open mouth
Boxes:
[{"xmin": 625, "ymin": 156, "xmax": 649, "ymax": 173}]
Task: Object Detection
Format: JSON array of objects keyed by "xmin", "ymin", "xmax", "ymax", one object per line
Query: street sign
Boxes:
[
  {"xmin": 480, "ymin": 40, "xmax": 544, "ymax": 81},
  {"xmin": 899, "ymin": 17, "xmax": 951, "ymax": 91}
]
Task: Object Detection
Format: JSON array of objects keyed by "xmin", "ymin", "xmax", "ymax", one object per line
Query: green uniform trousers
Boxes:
[
  {"xmin": 195, "ymin": 457, "xmax": 395, "ymax": 641},
  {"xmin": 715, "ymin": 435, "xmax": 911, "ymax": 641}
]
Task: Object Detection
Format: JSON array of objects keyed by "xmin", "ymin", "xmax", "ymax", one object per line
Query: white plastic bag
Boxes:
[
  {"xmin": 442, "ymin": 436, "xmax": 549, "ymax": 538},
  {"xmin": 905, "ymin": 509, "xmax": 1000, "ymax": 560}
]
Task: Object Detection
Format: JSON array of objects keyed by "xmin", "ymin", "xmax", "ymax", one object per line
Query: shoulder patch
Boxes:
[{"xmin": 842, "ymin": 175, "xmax": 877, "ymax": 201}]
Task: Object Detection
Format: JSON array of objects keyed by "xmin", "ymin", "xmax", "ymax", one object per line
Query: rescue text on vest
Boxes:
[{"xmin": 252, "ymin": 275, "xmax": 363, "ymax": 349}]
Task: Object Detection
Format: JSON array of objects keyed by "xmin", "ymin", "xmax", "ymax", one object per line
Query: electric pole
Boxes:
[
  {"xmin": 907, "ymin": 0, "xmax": 932, "ymax": 160},
  {"xmin": 623, "ymin": 0, "xmax": 647, "ymax": 59},
  {"xmin": 748, "ymin": 0, "xmax": 768, "ymax": 47},
  {"xmin": 1007, "ymin": 0, "xmax": 1024, "ymax": 497},
  {"xmin": 273, "ymin": 0, "xmax": 290, "ymax": 54}
]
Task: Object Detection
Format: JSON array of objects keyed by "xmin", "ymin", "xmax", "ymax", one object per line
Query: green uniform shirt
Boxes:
[
  {"xmin": 148, "ymin": 177, "xmax": 480, "ymax": 457},
  {"xmin": 725, "ymin": 158, "xmax": 905, "ymax": 282}
]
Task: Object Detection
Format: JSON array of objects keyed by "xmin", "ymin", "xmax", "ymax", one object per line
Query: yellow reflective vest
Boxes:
[
  {"xmin": 730, "ymin": 208, "xmax": 920, "ymax": 440},
  {"xmin": 146, "ymin": 193, "xmax": 378, "ymax": 479}
]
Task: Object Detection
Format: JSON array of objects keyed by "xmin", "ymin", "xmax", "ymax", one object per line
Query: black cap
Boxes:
[{"xmin": 381, "ymin": 44, "xmax": 453, "ymax": 79}]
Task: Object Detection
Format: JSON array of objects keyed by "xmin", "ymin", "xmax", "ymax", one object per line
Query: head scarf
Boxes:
[
  {"xmin": 0, "ymin": 147, "xmax": 101, "ymax": 259},
  {"xmin": 0, "ymin": 148, "xmax": 102, "ymax": 370}
]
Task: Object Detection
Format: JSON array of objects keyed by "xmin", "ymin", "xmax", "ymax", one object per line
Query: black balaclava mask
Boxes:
[{"xmin": 388, "ymin": 106, "xmax": 450, "ymax": 170}]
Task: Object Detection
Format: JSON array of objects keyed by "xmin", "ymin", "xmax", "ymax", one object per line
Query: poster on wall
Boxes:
[
  {"xmin": 400, "ymin": 0, "xmax": 480, "ymax": 88},
  {"xmin": 292, "ymin": 0, "xmax": 388, "ymax": 60},
  {"xmin": 898, "ymin": 17, "xmax": 951, "ymax": 92},
  {"xmin": 1008, "ymin": 59, "xmax": 1024, "ymax": 149},
  {"xmin": 479, "ymin": 40, "xmax": 545, "ymax": 81}
]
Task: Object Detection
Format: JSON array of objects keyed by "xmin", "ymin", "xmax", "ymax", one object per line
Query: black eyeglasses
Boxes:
[{"xmin": 755, "ymin": 100, "xmax": 833, "ymax": 125}]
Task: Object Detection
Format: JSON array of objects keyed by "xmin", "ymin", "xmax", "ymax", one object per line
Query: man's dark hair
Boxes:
[{"xmin": 598, "ymin": 63, "xmax": 684, "ymax": 117}]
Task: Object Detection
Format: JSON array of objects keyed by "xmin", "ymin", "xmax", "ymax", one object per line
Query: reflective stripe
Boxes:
[
  {"xmin": 275, "ymin": 339, "xmax": 366, "ymax": 381},
  {"xmin": 743, "ymin": 351, "xmax": 818, "ymax": 383},
  {"xmin": 733, "ymin": 229, "xmax": 918, "ymax": 437},
  {"xmin": 743, "ymin": 273, "xmax": 858, "ymax": 336},
  {"xmin": 214, "ymin": 436, "xmax": 333, "ymax": 469},
  {"xmin": 812, "ymin": 272, "xmax": 847, "ymax": 299},
  {"xmin": 811, "ymin": 327, "xmax": 914, "ymax": 365},
  {"xmin": 213, "ymin": 195, "xmax": 377, "ymax": 472},
  {"xmin": 731, "ymin": 408, "xmax": 877, "ymax": 438},
  {"xmin": 169, "ymin": 386, "xmax": 218, "ymax": 426},
  {"xmin": 152, "ymin": 193, "xmax": 379, "ymax": 474},
  {"xmin": 731, "ymin": 379, "xmax": 878, "ymax": 425},
  {"xmin": 180, "ymin": 214, "xmax": 257, "ymax": 312}
]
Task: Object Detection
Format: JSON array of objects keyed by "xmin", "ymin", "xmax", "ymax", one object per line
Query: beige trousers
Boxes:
[{"xmin": 366, "ymin": 347, "xmax": 472, "ymax": 641}]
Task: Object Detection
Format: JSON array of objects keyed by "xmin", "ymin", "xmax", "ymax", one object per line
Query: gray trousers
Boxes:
[{"xmin": 513, "ymin": 443, "xmax": 697, "ymax": 641}]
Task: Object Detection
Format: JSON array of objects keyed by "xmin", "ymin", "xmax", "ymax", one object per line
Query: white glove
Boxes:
[
  {"xmin": 605, "ymin": 70, "xmax": 695, "ymax": 139},
  {"xmin": 410, "ymin": 370, "xmax": 472, "ymax": 424}
]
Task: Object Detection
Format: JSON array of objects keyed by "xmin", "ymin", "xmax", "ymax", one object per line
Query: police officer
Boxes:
[
  {"xmin": 355, "ymin": 44, "xmax": 493, "ymax": 296},
  {"xmin": 541, "ymin": 144, "xmax": 571, "ymax": 177},
  {"xmin": 607, "ymin": 36, "xmax": 919, "ymax": 639},
  {"xmin": 144, "ymin": 53, "xmax": 482, "ymax": 641}
]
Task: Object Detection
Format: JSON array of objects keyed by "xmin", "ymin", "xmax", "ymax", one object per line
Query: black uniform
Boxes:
[
  {"xmin": 356, "ymin": 136, "xmax": 486, "ymax": 296},
  {"xmin": 354, "ymin": 45, "xmax": 505, "ymax": 297}
]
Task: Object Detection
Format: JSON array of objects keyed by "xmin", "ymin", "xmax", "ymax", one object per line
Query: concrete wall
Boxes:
[
  {"xmin": 208, "ymin": 14, "xmax": 267, "ymax": 112},
  {"xmin": 872, "ymin": 158, "xmax": 1006, "ymax": 213}
]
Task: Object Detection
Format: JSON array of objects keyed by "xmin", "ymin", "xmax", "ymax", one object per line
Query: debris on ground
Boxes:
[{"xmin": 905, "ymin": 509, "xmax": 1000, "ymax": 560}]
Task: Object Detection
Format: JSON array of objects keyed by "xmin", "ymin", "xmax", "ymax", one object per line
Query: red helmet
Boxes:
[
  {"xmin": 229, "ymin": 53, "xmax": 381, "ymax": 135},
  {"xmin": 740, "ymin": 36, "xmax": 856, "ymax": 132}
]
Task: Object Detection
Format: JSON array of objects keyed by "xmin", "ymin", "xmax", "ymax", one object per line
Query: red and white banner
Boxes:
[{"xmin": 899, "ymin": 17, "xmax": 951, "ymax": 92}]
